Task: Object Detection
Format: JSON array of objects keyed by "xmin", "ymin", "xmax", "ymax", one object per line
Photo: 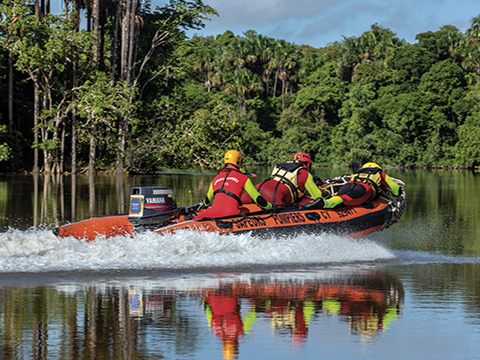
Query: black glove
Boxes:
[
  {"xmin": 321, "ymin": 190, "xmax": 331, "ymax": 198},
  {"xmin": 313, "ymin": 176, "xmax": 323, "ymax": 186}
]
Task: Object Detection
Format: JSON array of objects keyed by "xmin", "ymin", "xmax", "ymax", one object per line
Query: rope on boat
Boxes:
[{"xmin": 321, "ymin": 175, "xmax": 407, "ymax": 231}]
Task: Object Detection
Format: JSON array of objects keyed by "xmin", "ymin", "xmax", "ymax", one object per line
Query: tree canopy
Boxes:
[{"xmin": 1, "ymin": 3, "xmax": 480, "ymax": 173}]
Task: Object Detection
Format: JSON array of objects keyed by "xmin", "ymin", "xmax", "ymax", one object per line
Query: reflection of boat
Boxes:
[
  {"xmin": 52, "ymin": 176, "xmax": 407, "ymax": 242},
  {"xmin": 129, "ymin": 270, "xmax": 404, "ymax": 358}
]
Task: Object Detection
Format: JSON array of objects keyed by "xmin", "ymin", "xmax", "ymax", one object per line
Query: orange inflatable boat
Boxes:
[{"xmin": 52, "ymin": 176, "xmax": 407, "ymax": 242}]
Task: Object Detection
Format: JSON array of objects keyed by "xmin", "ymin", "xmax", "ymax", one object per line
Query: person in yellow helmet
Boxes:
[
  {"xmin": 193, "ymin": 150, "xmax": 272, "ymax": 220},
  {"xmin": 313, "ymin": 162, "xmax": 402, "ymax": 209}
]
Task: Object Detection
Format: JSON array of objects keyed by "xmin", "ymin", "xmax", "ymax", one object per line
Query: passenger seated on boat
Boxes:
[
  {"xmin": 193, "ymin": 150, "xmax": 272, "ymax": 221},
  {"xmin": 313, "ymin": 162, "xmax": 402, "ymax": 209},
  {"xmin": 241, "ymin": 152, "xmax": 328, "ymax": 207}
]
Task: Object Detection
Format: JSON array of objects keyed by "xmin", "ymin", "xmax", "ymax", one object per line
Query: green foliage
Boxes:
[
  {"xmin": 455, "ymin": 83, "xmax": 480, "ymax": 166},
  {"xmin": 173, "ymin": 101, "xmax": 242, "ymax": 169},
  {"xmin": 2, "ymin": 0, "xmax": 480, "ymax": 172},
  {"xmin": 0, "ymin": 125, "xmax": 11, "ymax": 163}
]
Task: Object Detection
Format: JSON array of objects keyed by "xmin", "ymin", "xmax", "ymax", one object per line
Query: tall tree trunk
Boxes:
[
  {"xmin": 33, "ymin": 0, "xmax": 40, "ymax": 174},
  {"xmin": 33, "ymin": 82, "xmax": 40, "ymax": 174},
  {"xmin": 87, "ymin": 5, "xmax": 92, "ymax": 32},
  {"xmin": 92, "ymin": 0, "xmax": 100, "ymax": 68},
  {"xmin": 33, "ymin": 173, "xmax": 39, "ymax": 226},
  {"xmin": 71, "ymin": 107, "xmax": 77, "ymax": 174},
  {"xmin": 127, "ymin": 0, "xmax": 136, "ymax": 83},
  {"xmin": 59, "ymin": 122, "xmax": 65, "ymax": 174},
  {"xmin": 110, "ymin": 1, "xmax": 120, "ymax": 80},
  {"xmin": 71, "ymin": 173, "xmax": 76, "ymax": 221},
  {"xmin": 118, "ymin": 0, "xmax": 140, "ymax": 172},
  {"xmin": 89, "ymin": 126, "xmax": 96, "ymax": 175},
  {"xmin": 121, "ymin": 0, "xmax": 130, "ymax": 81},
  {"xmin": 71, "ymin": 0, "xmax": 79, "ymax": 175},
  {"xmin": 43, "ymin": 149, "xmax": 53, "ymax": 173},
  {"xmin": 273, "ymin": 70, "xmax": 278, "ymax": 98},
  {"xmin": 116, "ymin": 117, "xmax": 126, "ymax": 173},
  {"xmin": 35, "ymin": 0, "xmax": 39, "ymax": 21}
]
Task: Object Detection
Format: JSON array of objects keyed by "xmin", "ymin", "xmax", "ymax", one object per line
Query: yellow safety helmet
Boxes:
[
  {"xmin": 362, "ymin": 162, "xmax": 382, "ymax": 170},
  {"xmin": 224, "ymin": 150, "xmax": 242, "ymax": 167}
]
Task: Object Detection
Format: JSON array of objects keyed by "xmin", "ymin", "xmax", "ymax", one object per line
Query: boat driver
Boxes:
[
  {"xmin": 314, "ymin": 162, "xmax": 402, "ymax": 209},
  {"xmin": 193, "ymin": 150, "xmax": 272, "ymax": 220},
  {"xmin": 241, "ymin": 152, "xmax": 328, "ymax": 208}
]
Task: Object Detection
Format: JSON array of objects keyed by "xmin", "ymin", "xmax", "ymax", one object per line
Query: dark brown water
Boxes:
[{"xmin": 0, "ymin": 169, "xmax": 479, "ymax": 359}]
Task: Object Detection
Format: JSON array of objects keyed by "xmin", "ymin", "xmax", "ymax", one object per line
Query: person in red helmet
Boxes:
[
  {"xmin": 241, "ymin": 152, "xmax": 327, "ymax": 208},
  {"xmin": 193, "ymin": 150, "xmax": 272, "ymax": 220}
]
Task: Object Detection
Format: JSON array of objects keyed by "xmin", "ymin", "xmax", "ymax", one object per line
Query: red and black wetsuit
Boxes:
[
  {"xmin": 241, "ymin": 169, "xmax": 310, "ymax": 206},
  {"xmin": 337, "ymin": 172, "xmax": 398, "ymax": 206},
  {"xmin": 241, "ymin": 162, "xmax": 323, "ymax": 206},
  {"xmin": 193, "ymin": 165, "xmax": 270, "ymax": 220}
]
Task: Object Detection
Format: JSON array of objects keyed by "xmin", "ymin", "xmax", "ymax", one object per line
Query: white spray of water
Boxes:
[{"xmin": 0, "ymin": 228, "xmax": 396, "ymax": 273}]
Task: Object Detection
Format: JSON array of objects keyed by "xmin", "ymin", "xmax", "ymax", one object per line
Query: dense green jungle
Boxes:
[{"xmin": 1, "ymin": 0, "xmax": 480, "ymax": 174}]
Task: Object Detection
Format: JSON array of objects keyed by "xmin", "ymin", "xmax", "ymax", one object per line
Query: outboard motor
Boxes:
[{"xmin": 128, "ymin": 187, "xmax": 178, "ymax": 227}]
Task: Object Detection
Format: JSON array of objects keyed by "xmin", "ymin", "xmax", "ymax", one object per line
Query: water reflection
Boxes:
[
  {"xmin": 0, "ymin": 269, "xmax": 403, "ymax": 360},
  {"xmin": 194, "ymin": 270, "xmax": 404, "ymax": 358}
]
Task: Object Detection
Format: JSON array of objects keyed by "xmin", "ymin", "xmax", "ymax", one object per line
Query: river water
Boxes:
[{"xmin": 0, "ymin": 169, "xmax": 479, "ymax": 359}]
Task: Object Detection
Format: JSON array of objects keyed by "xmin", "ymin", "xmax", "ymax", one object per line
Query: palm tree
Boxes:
[
  {"xmin": 337, "ymin": 26, "xmax": 404, "ymax": 83},
  {"xmin": 271, "ymin": 40, "xmax": 299, "ymax": 109},
  {"xmin": 228, "ymin": 37, "xmax": 257, "ymax": 72},
  {"xmin": 466, "ymin": 14, "xmax": 480, "ymax": 41},
  {"xmin": 249, "ymin": 35, "xmax": 275, "ymax": 96},
  {"xmin": 461, "ymin": 42, "xmax": 480, "ymax": 77},
  {"xmin": 193, "ymin": 50, "xmax": 217, "ymax": 91},
  {"xmin": 225, "ymin": 69, "xmax": 263, "ymax": 113}
]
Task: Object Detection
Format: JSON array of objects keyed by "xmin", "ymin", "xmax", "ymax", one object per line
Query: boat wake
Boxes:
[{"xmin": 0, "ymin": 228, "xmax": 396, "ymax": 273}]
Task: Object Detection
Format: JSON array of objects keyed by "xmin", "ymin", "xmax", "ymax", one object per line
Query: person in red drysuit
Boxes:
[
  {"xmin": 241, "ymin": 152, "xmax": 327, "ymax": 208},
  {"xmin": 193, "ymin": 150, "xmax": 272, "ymax": 221},
  {"xmin": 317, "ymin": 162, "xmax": 402, "ymax": 209},
  {"xmin": 204, "ymin": 295, "xmax": 244, "ymax": 359}
]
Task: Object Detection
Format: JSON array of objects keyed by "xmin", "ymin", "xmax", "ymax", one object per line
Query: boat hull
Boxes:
[
  {"xmin": 52, "ymin": 214, "xmax": 134, "ymax": 242},
  {"xmin": 53, "ymin": 197, "xmax": 395, "ymax": 241},
  {"xmin": 155, "ymin": 198, "xmax": 391, "ymax": 238}
]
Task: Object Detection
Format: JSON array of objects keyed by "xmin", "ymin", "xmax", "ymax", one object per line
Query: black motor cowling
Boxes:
[{"xmin": 128, "ymin": 187, "xmax": 178, "ymax": 226}]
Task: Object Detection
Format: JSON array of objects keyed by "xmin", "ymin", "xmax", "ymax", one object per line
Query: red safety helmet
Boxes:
[{"xmin": 293, "ymin": 152, "xmax": 312, "ymax": 170}]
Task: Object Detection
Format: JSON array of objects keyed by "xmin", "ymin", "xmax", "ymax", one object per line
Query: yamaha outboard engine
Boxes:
[{"xmin": 128, "ymin": 187, "xmax": 178, "ymax": 227}]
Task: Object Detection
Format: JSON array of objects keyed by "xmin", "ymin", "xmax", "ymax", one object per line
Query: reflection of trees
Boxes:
[
  {"xmin": 0, "ymin": 286, "xmax": 139, "ymax": 359},
  {"xmin": 406, "ymin": 263, "xmax": 480, "ymax": 321},
  {"xmin": 0, "ymin": 173, "xmax": 217, "ymax": 230}
]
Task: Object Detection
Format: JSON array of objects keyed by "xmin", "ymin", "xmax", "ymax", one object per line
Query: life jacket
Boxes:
[
  {"xmin": 269, "ymin": 161, "xmax": 306, "ymax": 203},
  {"xmin": 213, "ymin": 168, "xmax": 243, "ymax": 206},
  {"xmin": 350, "ymin": 167, "xmax": 383, "ymax": 199}
]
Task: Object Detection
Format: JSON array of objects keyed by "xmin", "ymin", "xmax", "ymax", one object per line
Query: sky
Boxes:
[{"xmin": 152, "ymin": 0, "xmax": 480, "ymax": 48}]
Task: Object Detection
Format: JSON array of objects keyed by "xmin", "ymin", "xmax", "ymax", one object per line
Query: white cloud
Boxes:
[{"xmin": 152, "ymin": 0, "xmax": 480, "ymax": 47}]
